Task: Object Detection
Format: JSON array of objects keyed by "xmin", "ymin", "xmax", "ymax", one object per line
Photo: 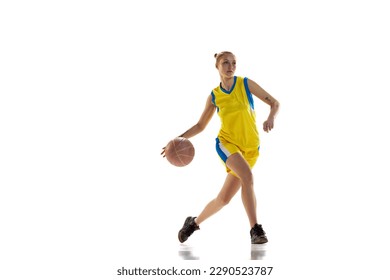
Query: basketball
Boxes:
[{"xmin": 165, "ymin": 137, "xmax": 195, "ymax": 167}]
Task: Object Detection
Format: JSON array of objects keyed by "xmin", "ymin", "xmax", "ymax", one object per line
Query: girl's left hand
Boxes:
[{"xmin": 263, "ymin": 118, "xmax": 274, "ymax": 133}]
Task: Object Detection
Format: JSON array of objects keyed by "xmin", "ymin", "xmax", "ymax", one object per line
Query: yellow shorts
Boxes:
[{"xmin": 215, "ymin": 137, "xmax": 260, "ymax": 176}]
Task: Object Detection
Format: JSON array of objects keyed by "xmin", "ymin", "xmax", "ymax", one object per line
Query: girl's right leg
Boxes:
[
  {"xmin": 195, "ymin": 173, "xmax": 241, "ymax": 225},
  {"xmin": 178, "ymin": 174, "xmax": 240, "ymax": 243}
]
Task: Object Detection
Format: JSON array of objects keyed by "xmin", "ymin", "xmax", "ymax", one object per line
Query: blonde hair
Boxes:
[{"xmin": 214, "ymin": 51, "xmax": 235, "ymax": 68}]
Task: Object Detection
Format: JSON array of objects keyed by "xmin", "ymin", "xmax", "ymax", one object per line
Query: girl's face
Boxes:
[{"xmin": 217, "ymin": 54, "xmax": 236, "ymax": 78}]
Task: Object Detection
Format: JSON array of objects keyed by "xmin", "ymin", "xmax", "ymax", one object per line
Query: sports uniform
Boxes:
[{"xmin": 211, "ymin": 76, "xmax": 260, "ymax": 175}]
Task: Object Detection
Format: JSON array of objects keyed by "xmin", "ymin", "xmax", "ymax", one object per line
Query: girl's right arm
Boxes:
[{"xmin": 179, "ymin": 94, "xmax": 216, "ymax": 139}]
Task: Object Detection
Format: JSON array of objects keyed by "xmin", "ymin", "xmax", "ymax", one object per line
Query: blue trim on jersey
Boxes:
[
  {"xmin": 211, "ymin": 91, "xmax": 219, "ymax": 112},
  {"xmin": 244, "ymin": 77, "xmax": 255, "ymax": 110},
  {"xmin": 211, "ymin": 91, "xmax": 216, "ymax": 105},
  {"xmin": 220, "ymin": 76, "xmax": 237, "ymax": 94},
  {"xmin": 215, "ymin": 138, "xmax": 228, "ymax": 163}
]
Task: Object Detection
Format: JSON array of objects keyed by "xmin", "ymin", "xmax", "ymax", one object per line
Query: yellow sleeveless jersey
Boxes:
[{"xmin": 211, "ymin": 76, "xmax": 260, "ymax": 150}]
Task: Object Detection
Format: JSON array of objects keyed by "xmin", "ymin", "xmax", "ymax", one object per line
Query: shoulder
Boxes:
[
  {"xmin": 235, "ymin": 76, "xmax": 245, "ymax": 82},
  {"xmin": 234, "ymin": 76, "xmax": 251, "ymax": 92},
  {"xmin": 236, "ymin": 76, "xmax": 250, "ymax": 87}
]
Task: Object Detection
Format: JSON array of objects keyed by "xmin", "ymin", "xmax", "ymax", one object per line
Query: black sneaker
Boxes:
[
  {"xmin": 250, "ymin": 224, "xmax": 268, "ymax": 244},
  {"xmin": 178, "ymin": 216, "xmax": 199, "ymax": 243}
]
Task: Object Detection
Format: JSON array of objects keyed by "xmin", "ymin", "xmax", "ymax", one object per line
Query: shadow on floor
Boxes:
[{"xmin": 178, "ymin": 243, "xmax": 267, "ymax": 260}]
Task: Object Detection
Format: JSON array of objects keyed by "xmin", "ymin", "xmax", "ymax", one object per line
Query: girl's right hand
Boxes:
[{"xmin": 161, "ymin": 146, "xmax": 167, "ymax": 158}]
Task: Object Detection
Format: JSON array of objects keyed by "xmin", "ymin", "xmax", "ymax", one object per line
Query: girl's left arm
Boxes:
[{"xmin": 247, "ymin": 79, "xmax": 280, "ymax": 132}]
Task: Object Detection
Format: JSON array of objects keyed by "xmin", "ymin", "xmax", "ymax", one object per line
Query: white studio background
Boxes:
[{"xmin": 1, "ymin": 1, "xmax": 389, "ymax": 280}]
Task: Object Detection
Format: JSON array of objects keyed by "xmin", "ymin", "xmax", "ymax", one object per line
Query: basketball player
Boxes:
[{"xmin": 162, "ymin": 51, "xmax": 280, "ymax": 244}]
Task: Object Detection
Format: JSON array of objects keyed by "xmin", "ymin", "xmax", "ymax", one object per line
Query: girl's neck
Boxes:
[{"xmin": 220, "ymin": 76, "xmax": 234, "ymax": 91}]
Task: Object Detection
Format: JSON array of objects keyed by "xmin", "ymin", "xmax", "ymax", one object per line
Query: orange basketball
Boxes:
[{"xmin": 165, "ymin": 137, "xmax": 195, "ymax": 167}]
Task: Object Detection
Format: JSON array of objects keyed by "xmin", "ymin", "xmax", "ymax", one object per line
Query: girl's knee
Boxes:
[
  {"xmin": 216, "ymin": 194, "xmax": 232, "ymax": 207},
  {"xmin": 240, "ymin": 172, "xmax": 254, "ymax": 189}
]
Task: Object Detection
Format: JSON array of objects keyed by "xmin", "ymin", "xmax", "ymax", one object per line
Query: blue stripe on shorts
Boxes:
[{"xmin": 215, "ymin": 138, "xmax": 230, "ymax": 163}]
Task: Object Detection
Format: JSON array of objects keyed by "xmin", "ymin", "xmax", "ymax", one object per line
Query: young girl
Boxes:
[{"xmin": 162, "ymin": 51, "xmax": 280, "ymax": 244}]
